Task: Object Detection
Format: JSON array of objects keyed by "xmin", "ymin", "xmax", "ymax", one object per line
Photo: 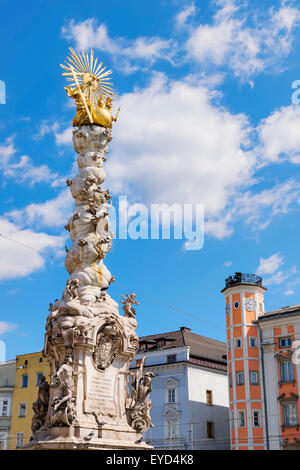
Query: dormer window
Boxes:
[
  {"xmin": 156, "ymin": 340, "xmax": 165, "ymax": 348},
  {"xmin": 139, "ymin": 343, "xmax": 147, "ymax": 351}
]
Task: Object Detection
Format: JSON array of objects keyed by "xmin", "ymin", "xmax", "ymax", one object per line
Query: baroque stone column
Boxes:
[{"xmin": 28, "ymin": 125, "xmax": 152, "ymax": 449}]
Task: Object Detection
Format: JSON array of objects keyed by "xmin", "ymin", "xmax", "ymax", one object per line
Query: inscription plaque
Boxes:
[{"xmin": 85, "ymin": 370, "xmax": 118, "ymax": 416}]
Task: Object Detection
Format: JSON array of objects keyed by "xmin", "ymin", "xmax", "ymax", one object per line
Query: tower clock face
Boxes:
[{"xmin": 244, "ymin": 297, "xmax": 257, "ymax": 311}]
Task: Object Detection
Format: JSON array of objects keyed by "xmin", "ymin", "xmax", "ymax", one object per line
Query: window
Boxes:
[
  {"xmin": 250, "ymin": 371, "xmax": 259, "ymax": 385},
  {"xmin": 283, "ymin": 403, "xmax": 298, "ymax": 427},
  {"xmin": 139, "ymin": 344, "xmax": 146, "ymax": 351},
  {"xmin": 234, "ymin": 301, "xmax": 240, "ymax": 309},
  {"xmin": 167, "ymin": 355, "xmax": 177, "ymax": 364},
  {"xmin": 206, "ymin": 390, "xmax": 213, "ymax": 406},
  {"xmin": 36, "ymin": 373, "xmax": 44, "ymax": 386},
  {"xmin": 167, "ymin": 420, "xmax": 178, "ymax": 439},
  {"xmin": 280, "ymin": 361, "xmax": 294, "ymax": 382},
  {"xmin": 227, "ymin": 340, "xmax": 231, "ymax": 351},
  {"xmin": 238, "ymin": 410, "xmax": 246, "ymax": 428},
  {"xmin": 207, "ymin": 421, "xmax": 214, "ymax": 439},
  {"xmin": 231, "ymin": 411, "xmax": 235, "ymax": 428},
  {"xmin": 136, "ymin": 359, "xmax": 143, "ymax": 368},
  {"xmin": 168, "ymin": 389, "xmax": 176, "ymax": 403},
  {"xmin": 39, "ymin": 357, "xmax": 43, "ymax": 363},
  {"xmin": 279, "ymin": 337, "xmax": 292, "ymax": 348},
  {"xmin": 16, "ymin": 432, "xmax": 24, "ymax": 449},
  {"xmin": 249, "ymin": 337, "xmax": 257, "ymax": 348},
  {"xmin": 253, "ymin": 410, "xmax": 261, "ymax": 428},
  {"xmin": 165, "ymin": 379, "xmax": 178, "ymax": 405},
  {"xmin": 0, "ymin": 399, "xmax": 9, "ymax": 417},
  {"xmin": 19, "ymin": 402, "xmax": 26, "ymax": 418},
  {"xmin": 237, "ymin": 371, "xmax": 244, "ymax": 385},
  {"xmin": 225, "ymin": 302, "xmax": 230, "ymax": 315},
  {"xmin": 24, "ymin": 360, "xmax": 28, "ymax": 366},
  {"xmin": 229, "ymin": 374, "xmax": 232, "ymax": 387},
  {"xmin": 234, "ymin": 338, "xmax": 242, "ymax": 349},
  {"xmin": 156, "ymin": 340, "xmax": 165, "ymax": 348},
  {"xmin": 21, "ymin": 374, "xmax": 28, "ymax": 388}
]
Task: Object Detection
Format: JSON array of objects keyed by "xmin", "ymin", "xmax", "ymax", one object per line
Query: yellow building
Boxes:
[{"xmin": 9, "ymin": 352, "xmax": 50, "ymax": 449}]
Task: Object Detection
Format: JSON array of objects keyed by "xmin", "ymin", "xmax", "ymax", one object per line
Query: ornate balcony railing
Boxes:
[{"xmin": 224, "ymin": 272, "xmax": 262, "ymax": 288}]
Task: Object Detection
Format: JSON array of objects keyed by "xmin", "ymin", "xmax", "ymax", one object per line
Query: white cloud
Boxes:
[
  {"xmin": 98, "ymin": 72, "xmax": 300, "ymax": 239},
  {"xmin": 263, "ymin": 270, "xmax": 290, "ymax": 286},
  {"xmin": 175, "ymin": 3, "xmax": 196, "ymax": 29},
  {"xmin": 6, "ymin": 189, "xmax": 73, "ymax": 228},
  {"xmin": 0, "ymin": 321, "xmax": 17, "ymax": 335},
  {"xmin": 0, "ymin": 137, "xmax": 15, "ymax": 164},
  {"xmin": 185, "ymin": 0, "xmax": 300, "ymax": 80},
  {"xmin": 106, "ymin": 73, "xmax": 255, "ymax": 239},
  {"xmin": 55, "ymin": 127, "xmax": 73, "ymax": 146},
  {"xmin": 284, "ymin": 288, "xmax": 295, "ymax": 295},
  {"xmin": 35, "ymin": 121, "xmax": 73, "ymax": 146},
  {"xmin": 257, "ymin": 253, "xmax": 284, "ymax": 275},
  {"xmin": 34, "ymin": 121, "xmax": 60, "ymax": 140},
  {"xmin": 61, "ymin": 19, "xmax": 176, "ymax": 73},
  {"xmin": 224, "ymin": 261, "xmax": 232, "ymax": 267},
  {"xmin": 0, "ymin": 218, "xmax": 64, "ymax": 280},
  {"xmin": 0, "ymin": 137, "xmax": 61, "ymax": 187},
  {"xmin": 258, "ymin": 105, "xmax": 300, "ymax": 164},
  {"xmin": 234, "ymin": 179, "xmax": 300, "ymax": 230},
  {"xmin": 256, "ymin": 255, "xmax": 297, "ymax": 288}
]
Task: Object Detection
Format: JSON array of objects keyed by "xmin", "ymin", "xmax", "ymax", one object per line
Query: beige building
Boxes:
[
  {"xmin": 9, "ymin": 352, "xmax": 50, "ymax": 449},
  {"xmin": 0, "ymin": 360, "xmax": 16, "ymax": 450}
]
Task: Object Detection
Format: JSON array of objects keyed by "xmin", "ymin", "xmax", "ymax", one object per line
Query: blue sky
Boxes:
[{"xmin": 1, "ymin": 0, "xmax": 300, "ymax": 360}]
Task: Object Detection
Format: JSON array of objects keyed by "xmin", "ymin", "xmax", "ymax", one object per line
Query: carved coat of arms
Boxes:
[{"xmin": 94, "ymin": 322, "xmax": 122, "ymax": 370}]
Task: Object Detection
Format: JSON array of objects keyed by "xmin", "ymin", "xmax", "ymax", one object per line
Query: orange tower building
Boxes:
[
  {"xmin": 222, "ymin": 272, "xmax": 267, "ymax": 450},
  {"xmin": 222, "ymin": 272, "xmax": 300, "ymax": 450}
]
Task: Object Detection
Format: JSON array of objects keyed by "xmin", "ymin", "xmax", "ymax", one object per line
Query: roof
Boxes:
[
  {"xmin": 258, "ymin": 304, "xmax": 300, "ymax": 323},
  {"xmin": 0, "ymin": 360, "xmax": 16, "ymax": 366},
  {"xmin": 138, "ymin": 326, "xmax": 226, "ymax": 366}
]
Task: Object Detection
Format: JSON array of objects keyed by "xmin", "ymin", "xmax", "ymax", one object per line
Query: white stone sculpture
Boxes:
[{"xmin": 28, "ymin": 125, "xmax": 152, "ymax": 450}]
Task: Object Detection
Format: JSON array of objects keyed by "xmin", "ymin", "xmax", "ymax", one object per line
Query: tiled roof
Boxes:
[
  {"xmin": 258, "ymin": 304, "xmax": 300, "ymax": 322},
  {"xmin": 139, "ymin": 327, "xmax": 226, "ymax": 365}
]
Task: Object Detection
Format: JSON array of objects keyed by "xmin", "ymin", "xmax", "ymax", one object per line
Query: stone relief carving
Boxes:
[
  {"xmin": 93, "ymin": 321, "xmax": 122, "ymax": 370},
  {"xmin": 50, "ymin": 355, "xmax": 77, "ymax": 427},
  {"xmin": 31, "ymin": 376, "xmax": 50, "ymax": 438}
]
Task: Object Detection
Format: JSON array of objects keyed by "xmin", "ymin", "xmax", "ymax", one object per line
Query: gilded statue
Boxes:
[{"xmin": 61, "ymin": 48, "xmax": 120, "ymax": 128}]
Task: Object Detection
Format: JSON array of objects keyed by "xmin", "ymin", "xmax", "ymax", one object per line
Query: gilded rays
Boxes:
[{"xmin": 60, "ymin": 47, "xmax": 117, "ymax": 104}]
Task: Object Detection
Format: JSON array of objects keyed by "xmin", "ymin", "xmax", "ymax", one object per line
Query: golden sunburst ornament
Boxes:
[{"xmin": 60, "ymin": 47, "xmax": 117, "ymax": 104}]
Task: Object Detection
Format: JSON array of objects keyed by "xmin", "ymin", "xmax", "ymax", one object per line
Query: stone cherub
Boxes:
[
  {"xmin": 121, "ymin": 293, "xmax": 139, "ymax": 318},
  {"xmin": 64, "ymin": 278, "xmax": 80, "ymax": 301}
]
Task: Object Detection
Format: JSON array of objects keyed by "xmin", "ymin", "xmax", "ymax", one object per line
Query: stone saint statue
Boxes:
[
  {"xmin": 31, "ymin": 376, "xmax": 50, "ymax": 438},
  {"xmin": 128, "ymin": 356, "xmax": 155, "ymax": 432}
]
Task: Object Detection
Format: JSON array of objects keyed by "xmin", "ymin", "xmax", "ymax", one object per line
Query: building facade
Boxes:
[
  {"xmin": 0, "ymin": 360, "xmax": 16, "ymax": 450},
  {"xmin": 130, "ymin": 326, "xmax": 230, "ymax": 450},
  {"xmin": 223, "ymin": 272, "xmax": 300, "ymax": 450},
  {"xmin": 9, "ymin": 352, "xmax": 50, "ymax": 449}
]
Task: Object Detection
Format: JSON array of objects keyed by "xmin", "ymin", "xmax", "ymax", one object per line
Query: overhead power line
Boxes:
[{"xmin": 0, "ymin": 232, "xmax": 225, "ymax": 333}]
